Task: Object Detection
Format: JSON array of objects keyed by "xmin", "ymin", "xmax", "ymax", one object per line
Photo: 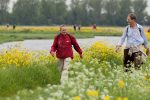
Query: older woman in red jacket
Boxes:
[{"xmin": 50, "ymin": 25, "xmax": 82, "ymax": 73}]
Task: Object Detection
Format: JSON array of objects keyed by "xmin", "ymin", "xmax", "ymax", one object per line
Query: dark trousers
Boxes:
[{"xmin": 123, "ymin": 49, "xmax": 142, "ymax": 71}]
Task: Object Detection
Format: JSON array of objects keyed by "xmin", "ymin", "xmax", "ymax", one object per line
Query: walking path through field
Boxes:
[{"xmin": 0, "ymin": 36, "xmax": 121, "ymax": 84}]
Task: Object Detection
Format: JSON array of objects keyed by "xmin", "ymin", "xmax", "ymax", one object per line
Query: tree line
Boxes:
[{"xmin": 0, "ymin": 0, "xmax": 150, "ymax": 26}]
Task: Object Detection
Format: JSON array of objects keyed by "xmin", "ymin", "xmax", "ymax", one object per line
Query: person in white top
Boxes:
[{"xmin": 116, "ymin": 13, "xmax": 150, "ymax": 72}]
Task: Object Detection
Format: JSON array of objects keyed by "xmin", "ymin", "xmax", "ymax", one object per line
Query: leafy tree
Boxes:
[
  {"xmin": 12, "ymin": 0, "xmax": 40, "ymax": 25},
  {"xmin": 0, "ymin": 0, "xmax": 10, "ymax": 24},
  {"xmin": 103, "ymin": 0, "xmax": 119, "ymax": 25},
  {"xmin": 132, "ymin": 0, "xmax": 148, "ymax": 25}
]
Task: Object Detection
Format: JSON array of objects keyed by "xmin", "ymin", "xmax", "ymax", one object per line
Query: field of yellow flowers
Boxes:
[
  {"xmin": 1, "ymin": 42, "xmax": 150, "ymax": 100},
  {"xmin": 0, "ymin": 26, "xmax": 123, "ymax": 34},
  {"xmin": 1, "ymin": 25, "xmax": 149, "ymax": 35}
]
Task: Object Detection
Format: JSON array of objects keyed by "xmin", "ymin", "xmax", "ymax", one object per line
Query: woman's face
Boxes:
[{"xmin": 60, "ymin": 27, "xmax": 67, "ymax": 34}]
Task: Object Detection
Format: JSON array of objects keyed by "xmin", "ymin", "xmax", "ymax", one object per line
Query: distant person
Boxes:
[
  {"xmin": 78, "ymin": 25, "xmax": 81, "ymax": 31},
  {"xmin": 116, "ymin": 13, "xmax": 150, "ymax": 72},
  {"xmin": 50, "ymin": 25, "xmax": 82, "ymax": 75},
  {"xmin": 148, "ymin": 27, "xmax": 150, "ymax": 33},
  {"xmin": 92, "ymin": 24, "xmax": 97, "ymax": 31},
  {"xmin": 6, "ymin": 24, "xmax": 10, "ymax": 28},
  {"xmin": 13, "ymin": 25, "xmax": 16, "ymax": 30},
  {"xmin": 73, "ymin": 24, "xmax": 77, "ymax": 31}
]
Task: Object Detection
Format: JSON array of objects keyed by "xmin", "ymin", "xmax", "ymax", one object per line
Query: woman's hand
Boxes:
[
  {"xmin": 50, "ymin": 51, "xmax": 55, "ymax": 57},
  {"xmin": 80, "ymin": 54, "xmax": 83, "ymax": 59}
]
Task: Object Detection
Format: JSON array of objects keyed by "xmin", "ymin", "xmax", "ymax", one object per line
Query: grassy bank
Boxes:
[{"xmin": 0, "ymin": 26, "xmax": 123, "ymax": 43}]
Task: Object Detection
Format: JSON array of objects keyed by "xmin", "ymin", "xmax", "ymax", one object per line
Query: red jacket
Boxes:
[{"xmin": 50, "ymin": 33, "xmax": 82, "ymax": 59}]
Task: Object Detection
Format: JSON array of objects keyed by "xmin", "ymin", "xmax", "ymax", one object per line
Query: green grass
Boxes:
[
  {"xmin": 0, "ymin": 33, "xmax": 55, "ymax": 44},
  {"xmin": 0, "ymin": 30, "xmax": 122, "ymax": 44},
  {"xmin": 0, "ymin": 62, "xmax": 60, "ymax": 97}
]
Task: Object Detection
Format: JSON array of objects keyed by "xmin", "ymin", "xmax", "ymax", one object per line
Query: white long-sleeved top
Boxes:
[{"xmin": 118, "ymin": 24, "xmax": 148, "ymax": 49}]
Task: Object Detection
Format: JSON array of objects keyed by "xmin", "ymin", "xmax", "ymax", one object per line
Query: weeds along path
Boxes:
[{"xmin": 58, "ymin": 36, "xmax": 121, "ymax": 84}]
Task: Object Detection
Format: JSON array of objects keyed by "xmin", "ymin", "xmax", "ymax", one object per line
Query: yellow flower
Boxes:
[
  {"xmin": 117, "ymin": 97, "xmax": 122, "ymax": 100},
  {"xmin": 104, "ymin": 96, "xmax": 110, "ymax": 100},
  {"xmin": 118, "ymin": 80, "xmax": 125, "ymax": 88},
  {"xmin": 87, "ymin": 90, "xmax": 99, "ymax": 97},
  {"xmin": 123, "ymin": 97, "xmax": 128, "ymax": 100},
  {"xmin": 74, "ymin": 96, "xmax": 81, "ymax": 100}
]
